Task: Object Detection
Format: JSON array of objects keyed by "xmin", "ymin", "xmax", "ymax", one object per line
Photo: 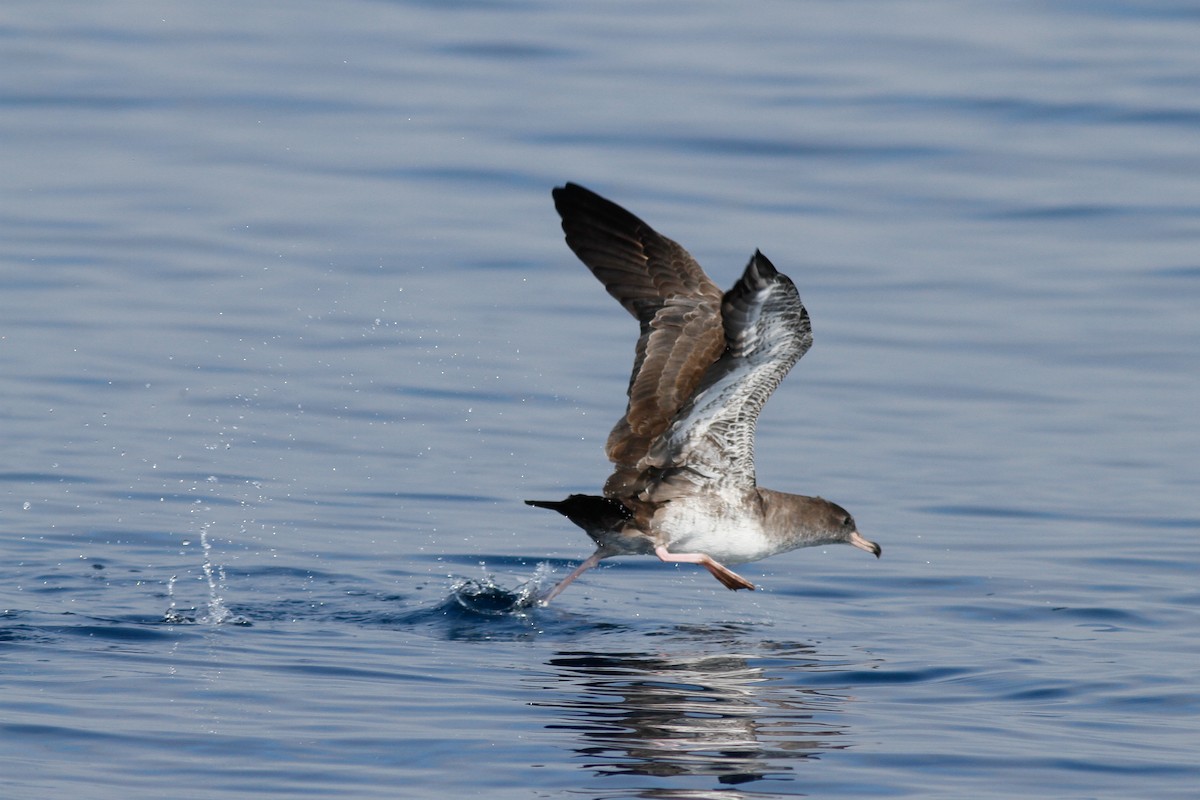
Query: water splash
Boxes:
[
  {"xmin": 163, "ymin": 574, "xmax": 183, "ymax": 623},
  {"xmin": 162, "ymin": 524, "xmax": 250, "ymax": 626},
  {"xmin": 198, "ymin": 523, "xmax": 234, "ymax": 623},
  {"xmin": 450, "ymin": 562, "xmax": 555, "ymax": 616}
]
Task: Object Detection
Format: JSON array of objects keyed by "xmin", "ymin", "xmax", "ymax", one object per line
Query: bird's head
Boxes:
[{"xmin": 815, "ymin": 499, "xmax": 881, "ymax": 557}]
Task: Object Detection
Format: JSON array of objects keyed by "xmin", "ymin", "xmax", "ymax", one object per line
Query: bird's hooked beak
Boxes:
[{"xmin": 849, "ymin": 531, "xmax": 882, "ymax": 558}]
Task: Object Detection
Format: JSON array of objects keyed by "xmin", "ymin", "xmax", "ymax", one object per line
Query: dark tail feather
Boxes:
[
  {"xmin": 524, "ymin": 498, "xmax": 571, "ymax": 513},
  {"xmin": 525, "ymin": 494, "xmax": 632, "ymax": 533}
]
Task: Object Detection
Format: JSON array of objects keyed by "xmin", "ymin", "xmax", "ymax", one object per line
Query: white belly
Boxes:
[{"xmin": 653, "ymin": 498, "xmax": 775, "ymax": 565}]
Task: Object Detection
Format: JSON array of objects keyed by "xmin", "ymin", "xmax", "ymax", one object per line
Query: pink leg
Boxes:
[
  {"xmin": 540, "ymin": 550, "xmax": 604, "ymax": 604},
  {"xmin": 654, "ymin": 545, "xmax": 756, "ymax": 591}
]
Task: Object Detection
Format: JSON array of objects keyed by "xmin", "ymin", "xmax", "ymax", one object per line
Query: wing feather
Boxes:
[
  {"xmin": 551, "ymin": 184, "xmax": 726, "ymax": 495},
  {"xmin": 644, "ymin": 250, "xmax": 812, "ymax": 492}
]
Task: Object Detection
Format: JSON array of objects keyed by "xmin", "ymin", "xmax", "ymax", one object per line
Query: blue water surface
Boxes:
[{"xmin": 2, "ymin": 1, "xmax": 1198, "ymax": 798}]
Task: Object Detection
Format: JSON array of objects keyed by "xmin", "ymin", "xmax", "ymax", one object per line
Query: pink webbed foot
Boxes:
[{"xmin": 654, "ymin": 545, "xmax": 756, "ymax": 591}]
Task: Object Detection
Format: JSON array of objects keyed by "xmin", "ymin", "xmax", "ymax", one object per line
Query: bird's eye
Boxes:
[{"xmin": 841, "ymin": 515, "xmax": 853, "ymax": 528}]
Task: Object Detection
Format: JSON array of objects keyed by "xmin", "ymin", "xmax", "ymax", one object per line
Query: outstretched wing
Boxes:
[
  {"xmin": 552, "ymin": 183, "xmax": 726, "ymax": 496},
  {"xmin": 644, "ymin": 250, "xmax": 813, "ymax": 492}
]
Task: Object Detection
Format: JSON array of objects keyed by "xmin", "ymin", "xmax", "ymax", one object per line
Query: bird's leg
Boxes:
[
  {"xmin": 540, "ymin": 550, "xmax": 603, "ymax": 604},
  {"xmin": 654, "ymin": 545, "xmax": 756, "ymax": 591}
]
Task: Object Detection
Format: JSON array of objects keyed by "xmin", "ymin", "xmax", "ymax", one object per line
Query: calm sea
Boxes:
[{"xmin": 3, "ymin": 1, "xmax": 1198, "ymax": 798}]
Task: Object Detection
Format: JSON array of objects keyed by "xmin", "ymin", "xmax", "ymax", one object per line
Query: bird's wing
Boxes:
[
  {"xmin": 644, "ymin": 250, "xmax": 812, "ymax": 493},
  {"xmin": 551, "ymin": 183, "xmax": 725, "ymax": 497}
]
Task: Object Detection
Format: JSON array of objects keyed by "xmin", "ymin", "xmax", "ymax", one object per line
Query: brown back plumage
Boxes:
[{"xmin": 552, "ymin": 183, "xmax": 726, "ymax": 496}]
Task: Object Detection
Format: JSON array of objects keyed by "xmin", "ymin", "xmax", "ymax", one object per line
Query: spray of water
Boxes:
[
  {"xmin": 198, "ymin": 523, "xmax": 233, "ymax": 624},
  {"xmin": 162, "ymin": 521, "xmax": 247, "ymax": 625},
  {"xmin": 449, "ymin": 562, "xmax": 557, "ymax": 615}
]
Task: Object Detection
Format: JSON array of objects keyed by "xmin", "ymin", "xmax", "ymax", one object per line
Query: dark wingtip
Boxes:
[
  {"xmin": 750, "ymin": 249, "xmax": 779, "ymax": 277},
  {"xmin": 726, "ymin": 250, "xmax": 788, "ymax": 309},
  {"xmin": 552, "ymin": 181, "xmax": 592, "ymax": 207},
  {"xmin": 737, "ymin": 250, "xmax": 782, "ymax": 292},
  {"xmin": 552, "ymin": 182, "xmax": 622, "ymax": 228}
]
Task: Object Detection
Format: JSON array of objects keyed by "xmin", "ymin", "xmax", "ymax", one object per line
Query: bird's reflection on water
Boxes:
[{"xmin": 535, "ymin": 625, "xmax": 856, "ymax": 791}]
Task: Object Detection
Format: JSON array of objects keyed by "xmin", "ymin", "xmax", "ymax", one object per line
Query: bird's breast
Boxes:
[{"xmin": 652, "ymin": 496, "xmax": 777, "ymax": 565}]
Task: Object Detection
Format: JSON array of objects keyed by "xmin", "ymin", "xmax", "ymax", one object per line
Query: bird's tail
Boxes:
[
  {"xmin": 524, "ymin": 494, "xmax": 632, "ymax": 534},
  {"xmin": 523, "ymin": 498, "xmax": 570, "ymax": 513}
]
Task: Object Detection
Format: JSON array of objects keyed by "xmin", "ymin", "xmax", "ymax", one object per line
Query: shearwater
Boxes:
[{"xmin": 527, "ymin": 183, "xmax": 880, "ymax": 603}]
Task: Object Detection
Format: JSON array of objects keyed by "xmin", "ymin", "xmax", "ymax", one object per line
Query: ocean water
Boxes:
[{"xmin": 2, "ymin": 1, "xmax": 1198, "ymax": 798}]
